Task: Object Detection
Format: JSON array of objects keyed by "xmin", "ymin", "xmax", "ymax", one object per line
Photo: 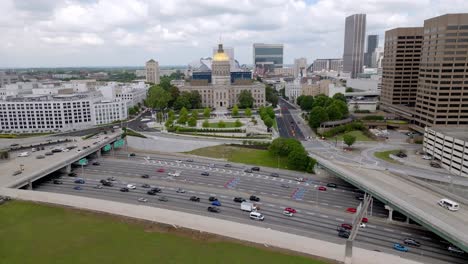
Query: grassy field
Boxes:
[
  {"xmin": 0, "ymin": 201, "xmax": 325, "ymax": 264},
  {"xmin": 331, "ymin": 130, "xmax": 373, "ymax": 142},
  {"xmin": 187, "ymin": 145, "xmax": 289, "ymax": 170},
  {"xmin": 207, "ymin": 122, "xmax": 238, "ymax": 128},
  {"xmin": 374, "ymin": 149, "xmax": 400, "ymax": 163}
]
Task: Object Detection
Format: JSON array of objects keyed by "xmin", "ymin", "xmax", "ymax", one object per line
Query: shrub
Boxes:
[
  {"xmin": 218, "ymin": 120, "xmax": 226, "ymax": 128},
  {"xmin": 202, "ymin": 119, "xmax": 209, "ymax": 128},
  {"xmin": 235, "ymin": 119, "xmax": 242, "ymax": 127},
  {"xmin": 188, "ymin": 117, "xmax": 197, "ymax": 127}
]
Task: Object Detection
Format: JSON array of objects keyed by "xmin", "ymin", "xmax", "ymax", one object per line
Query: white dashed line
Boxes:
[
  {"xmin": 260, "ymin": 192, "xmax": 267, "ymax": 195},
  {"xmin": 320, "ymin": 215, "xmax": 329, "ymax": 218},
  {"xmin": 384, "ymin": 228, "xmax": 394, "ymax": 232},
  {"xmin": 306, "ymin": 212, "xmax": 315, "ymax": 215},
  {"xmin": 272, "ymin": 194, "xmax": 278, "ymax": 196},
  {"xmin": 207, "ymin": 183, "xmax": 213, "ymax": 186},
  {"xmin": 199, "ymin": 192, "xmax": 206, "ymax": 195},
  {"xmin": 267, "ymin": 204, "xmax": 275, "ymax": 207},
  {"xmin": 367, "ymin": 225, "xmax": 376, "ymax": 228},
  {"xmin": 420, "ymin": 236, "xmax": 431, "ymax": 241},
  {"xmin": 320, "ymin": 203, "xmax": 328, "ymax": 206},
  {"xmin": 336, "ymin": 218, "xmax": 345, "ymax": 222},
  {"xmin": 333, "ymin": 205, "xmax": 342, "ymax": 208},
  {"xmin": 402, "ymin": 232, "xmax": 412, "ymax": 236},
  {"xmin": 220, "ymin": 195, "xmax": 227, "ymax": 198}
]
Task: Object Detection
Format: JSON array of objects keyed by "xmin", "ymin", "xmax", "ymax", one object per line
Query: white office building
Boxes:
[
  {"xmin": 93, "ymin": 100, "xmax": 128, "ymax": 125},
  {"xmin": 423, "ymin": 127, "xmax": 468, "ymax": 177},
  {"xmin": 97, "ymin": 81, "xmax": 148, "ymax": 108},
  {"xmin": 285, "ymin": 79, "xmax": 302, "ymax": 103}
]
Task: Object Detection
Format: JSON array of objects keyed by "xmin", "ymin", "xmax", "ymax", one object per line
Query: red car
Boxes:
[
  {"xmin": 284, "ymin": 207, "xmax": 297, "ymax": 214},
  {"xmin": 157, "ymin": 168, "xmax": 165, "ymax": 173},
  {"xmin": 361, "ymin": 217, "xmax": 368, "ymax": 223},
  {"xmin": 346, "ymin": 207, "xmax": 357, "ymax": 213},
  {"xmin": 317, "ymin": 186, "xmax": 327, "ymax": 191},
  {"xmin": 341, "ymin": 223, "xmax": 352, "ymax": 230}
]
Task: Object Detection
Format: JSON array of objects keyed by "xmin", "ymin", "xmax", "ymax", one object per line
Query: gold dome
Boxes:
[{"xmin": 213, "ymin": 43, "xmax": 229, "ymax": 61}]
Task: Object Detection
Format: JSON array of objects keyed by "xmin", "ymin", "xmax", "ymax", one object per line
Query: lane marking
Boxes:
[
  {"xmin": 384, "ymin": 228, "xmax": 394, "ymax": 232},
  {"xmin": 336, "ymin": 218, "xmax": 345, "ymax": 222}
]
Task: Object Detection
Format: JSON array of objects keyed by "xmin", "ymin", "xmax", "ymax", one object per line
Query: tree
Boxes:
[
  {"xmin": 156, "ymin": 112, "xmax": 163, "ymax": 123},
  {"xmin": 269, "ymin": 138, "xmax": 304, "ymax": 157},
  {"xmin": 296, "ymin": 95, "xmax": 305, "ymax": 106},
  {"xmin": 238, "ymin": 90, "xmax": 254, "ymax": 108},
  {"xmin": 308, "ymin": 106, "xmax": 329, "ymax": 128},
  {"xmin": 165, "ymin": 118, "xmax": 174, "ymax": 129},
  {"xmin": 263, "ymin": 116, "xmax": 273, "ymax": 129},
  {"xmin": 203, "ymin": 107, "xmax": 211, "ymax": 119},
  {"xmin": 265, "ymin": 106, "xmax": 275, "ymax": 119},
  {"xmin": 177, "ymin": 107, "xmax": 189, "ymax": 124},
  {"xmin": 147, "ymin": 86, "xmax": 171, "ymax": 109},
  {"xmin": 128, "ymin": 107, "xmax": 137, "ymax": 115},
  {"xmin": 168, "ymin": 110, "xmax": 175, "ymax": 120},
  {"xmin": 346, "ymin": 87, "xmax": 353, "ymax": 92},
  {"xmin": 191, "ymin": 109, "xmax": 199, "ymax": 120},
  {"xmin": 287, "ymin": 149, "xmax": 310, "ymax": 171},
  {"xmin": 168, "ymin": 86, "xmax": 180, "ymax": 107},
  {"xmin": 232, "ymin": 105, "xmax": 239, "ymax": 117},
  {"xmin": 326, "ymin": 104, "xmax": 343, "ymax": 121},
  {"xmin": 174, "ymin": 91, "xmax": 192, "ymax": 110},
  {"xmin": 332, "ymin": 93, "xmax": 347, "ymax": 103},
  {"xmin": 299, "ymin": 96, "xmax": 314, "ymax": 111},
  {"xmin": 202, "ymin": 119, "xmax": 210, "ymax": 128},
  {"xmin": 312, "ymin": 94, "xmax": 332, "ymax": 109},
  {"xmin": 189, "ymin": 91, "xmax": 202, "ymax": 109},
  {"xmin": 343, "ymin": 134, "xmax": 356, "ymax": 148},
  {"xmin": 245, "ymin": 108, "xmax": 252, "ymax": 117},
  {"xmin": 133, "ymin": 105, "xmax": 140, "ymax": 112},
  {"xmin": 179, "ymin": 107, "xmax": 189, "ymax": 118},
  {"xmin": 235, "ymin": 119, "xmax": 242, "ymax": 127},
  {"xmin": 265, "ymin": 85, "xmax": 279, "ymax": 107},
  {"xmin": 188, "ymin": 117, "xmax": 197, "ymax": 127},
  {"xmin": 331, "ymin": 100, "xmax": 349, "ymax": 118},
  {"xmin": 218, "ymin": 120, "xmax": 226, "ymax": 128}
]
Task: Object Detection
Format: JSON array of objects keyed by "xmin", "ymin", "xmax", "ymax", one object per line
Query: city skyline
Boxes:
[{"xmin": 1, "ymin": 0, "xmax": 468, "ymax": 68}]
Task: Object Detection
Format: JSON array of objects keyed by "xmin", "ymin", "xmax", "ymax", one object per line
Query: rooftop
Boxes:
[{"xmin": 428, "ymin": 126, "xmax": 468, "ymax": 142}]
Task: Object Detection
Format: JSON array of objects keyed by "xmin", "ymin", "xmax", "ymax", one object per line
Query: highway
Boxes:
[{"xmin": 33, "ymin": 154, "xmax": 468, "ymax": 264}]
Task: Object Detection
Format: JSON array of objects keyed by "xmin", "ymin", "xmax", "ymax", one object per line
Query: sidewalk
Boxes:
[{"xmin": 0, "ymin": 188, "xmax": 424, "ymax": 264}]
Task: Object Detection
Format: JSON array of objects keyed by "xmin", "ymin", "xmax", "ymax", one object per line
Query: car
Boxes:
[
  {"xmin": 341, "ymin": 223, "xmax": 352, "ymax": 230},
  {"xmin": 326, "ymin": 183, "xmax": 338, "ymax": 188},
  {"xmin": 92, "ymin": 161, "xmax": 100, "ymax": 166},
  {"xmin": 208, "ymin": 196, "xmax": 218, "ymax": 202},
  {"xmin": 211, "ymin": 200, "xmax": 221, "ymax": 206},
  {"xmin": 244, "ymin": 169, "xmax": 252, "ymax": 173},
  {"xmin": 175, "ymin": 160, "xmax": 182, "ymax": 163},
  {"xmin": 201, "ymin": 172, "xmax": 210, "ymax": 176},
  {"xmin": 224, "ymin": 164, "xmax": 232, "ymax": 167},
  {"xmin": 346, "ymin": 207, "xmax": 357, "ymax": 213},
  {"xmin": 74, "ymin": 178, "xmax": 85, "ymax": 184},
  {"xmin": 270, "ymin": 172, "xmax": 279, "ymax": 177},
  {"xmin": 150, "ymin": 187, "xmax": 162, "ymax": 193},
  {"xmin": 403, "ymin": 238, "xmax": 421, "ymax": 247},
  {"xmin": 430, "ymin": 162, "xmax": 442, "ymax": 168},
  {"xmin": 176, "ymin": 188, "xmax": 185, "ymax": 193},
  {"xmin": 283, "ymin": 211, "xmax": 293, "ymax": 217},
  {"xmin": 126, "ymin": 184, "xmax": 136, "ymax": 189},
  {"xmin": 233, "ymin": 197, "xmax": 246, "ymax": 203},
  {"xmin": 51, "ymin": 149, "xmax": 62, "ymax": 153},
  {"xmin": 280, "ymin": 184, "xmax": 290, "ymax": 188},
  {"xmin": 337, "ymin": 227, "xmax": 349, "ymax": 232},
  {"xmin": 44, "ymin": 152, "xmax": 53, "ymax": 156},
  {"xmin": 138, "ymin": 197, "xmax": 148, "ymax": 203},
  {"xmin": 158, "ymin": 196, "xmax": 168, "ymax": 202},
  {"xmin": 129, "ymin": 153, "xmax": 136, "ymax": 157},
  {"xmin": 73, "ymin": 186, "xmax": 82, "ymax": 190},
  {"xmin": 251, "ymin": 167, "xmax": 260, "ymax": 171},
  {"xmin": 317, "ymin": 186, "xmax": 327, "ymax": 191},
  {"xmin": 249, "ymin": 211, "xmax": 265, "ymax": 221},
  {"xmin": 53, "ymin": 179, "xmax": 63, "ymax": 184},
  {"xmin": 141, "ymin": 183, "xmax": 151, "ymax": 188},
  {"xmin": 294, "ymin": 177, "xmax": 305, "ymax": 182},
  {"xmin": 209, "ymin": 163, "xmax": 215, "ymax": 167},
  {"xmin": 36, "ymin": 155, "xmax": 45, "ymax": 159},
  {"xmin": 120, "ymin": 187, "xmax": 129, "ymax": 192},
  {"xmin": 393, "ymin": 243, "xmax": 408, "ymax": 252},
  {"xmin": 157, "ymin": 168, "xmax": 165, "ymax": 173},
  {"xmin": 422, "ymin": 155, "xmax": 432, "ymax": 160},
  {"xmin": 67, "ymin": 172, "xmax": 77, "ymax": 177},
  {"xmin": 338, "ymin": 231, "xmax": 350, "ymax": 238},
  {"xmin": 107, "ymin": 177, "xmax": 116, "ymax": 181},
  {"xmin": 448, "ymin": 245, "xmax": 464, "ymax": 254},
  {"xmin": 361, "ymin": 217, "xmax": 369, "ymax": 223},
  {"xmin": 249, "ymin": 195, "xmax": 260, "ymax": 202},
  {"xmin": 94, "ymin": 185, "xmax": 103, "ymax": 189},
  {"xmin": 147, "ymin": 190, "xmax": 157, "ymax": 195},
  {"xmin": 207, "ymin": 206, "xmax": 220, "ymax": 213},
  {"xmin": 190, "ymin": 196, "xmax": 200, "ymax": 202},
  {"xmin": 284, "ymin": 207, "xmax": 297, "ymax": 214},
  {"xmin": 359, "ymin": 223, "xmax": 366, "ymax": 228},
  {"xmin": 396, "ymin": 151, "xmax": 407, "ymax": 158},
  {"xmin": 100, "ymin": 180, "xmax": 113, "ymax": 187},
  {"xmin": 186, "ymin": 159, "xmax": 194, "ymax": 162},
  {"xmin": 141, "ymin": 174, "xmax": 150, "ymax": 178}
]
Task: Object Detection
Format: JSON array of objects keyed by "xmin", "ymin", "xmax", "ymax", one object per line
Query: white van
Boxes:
[
  {"xmin": 17, "ymin": 152, "xmax": 29, "ymax": 157},
  {"xmin": 438, "ymin": 198, "xmax": 459, "ymax": 211},
  {"xmin": 249, "ymin": 211, "xmax": 265, "ymax": 221}
]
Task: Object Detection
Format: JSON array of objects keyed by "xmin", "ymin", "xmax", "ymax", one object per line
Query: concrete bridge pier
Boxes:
[
  {"xmin": 95, "ymin": 149, "xmax": 101, "ymax": 158},
  {"xmin": 344, "ymin": 240, "xmax": 353, "ymax": 264},
  {"xmin": 27, "ymin": 179, "xmax": 32, "ymax": 190},
  {"xmin": 385, "ymin": 205, "xmax": 394, "ymax": 222}
]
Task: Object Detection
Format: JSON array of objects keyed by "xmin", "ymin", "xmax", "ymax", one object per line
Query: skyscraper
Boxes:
[
  {"xmin": 293, "ymin": 58, "xmax": 307, "ymax": 77},
  {"xmin": 342, "ymin": 14, "xmax": 366, "ymax": 78},
  {"xmin": 253, "ymin": 43, "xmax": 284, "ymax": 75},
  {"xmin": 145, "ymin": 59, "xmax": 160, "ymax": 84},
  {"xmin": 364, "ymin": 35, "xmax": 378, "ymax": 67}
]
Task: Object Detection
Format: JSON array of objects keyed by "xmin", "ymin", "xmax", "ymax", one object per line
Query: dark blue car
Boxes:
[
  {"xmin": 74, "ymin": 178, "xmax": 85, "ymax": 184},
  {"xmin": 73, "ymin": 186, "xmax": 82, "ymax": 190},
  {"xmin": 393, "ymin": 243, "xmax": 408, "ymax": 252},
  {"xmin": 211, "ymin": 200, "xmax": 221, "ymax": 206}
]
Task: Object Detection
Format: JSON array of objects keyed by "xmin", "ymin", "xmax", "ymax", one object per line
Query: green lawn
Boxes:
[
  {"xmin": 0, "ymin": 201, "xmax": 324, "ymax": 264},
  {"xmin": 187, "ymin": 145, "xmax": 288, "ymax": 169},
  {"xmin": 374, "ymin": 149, "xmax": 400, "ymax": 163},
  {"xmin": 331, "ymin": 130, "xmax": 373, "ymax": 141},
  {"xmin": 207, "ymin": 122, "xmax": 238, "ymax": 128}
]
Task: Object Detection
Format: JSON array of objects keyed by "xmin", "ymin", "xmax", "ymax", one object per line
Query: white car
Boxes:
[
  {"xmin": 168, "ymin": 172, "xmax": 180, "ymax": 177},
  {"xmin": 359, "ymin": 223, "xmax": 366, "ymax": 228},
  {"xmin": 138, "ymin": 197, "xmax": 148, "ymax": 203},
  {"xmin": 127, "ymin": 184, "xmax": 136, "ymax": 189},
  {"xmin": 422, "ymin": 155, "xmax": 432, "ymax": 160},
  {"xmin": 17, "ymin": 152, "xmax": 29, "ymax": 157},
  {"xmin": 176, "ymin": 188, "xmax": 185, "ymax": 193}
]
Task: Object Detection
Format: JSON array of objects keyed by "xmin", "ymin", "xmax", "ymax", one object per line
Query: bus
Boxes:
[{"xmin": 438, "ymin": 198, "xmax": 460, "ymax": 211}]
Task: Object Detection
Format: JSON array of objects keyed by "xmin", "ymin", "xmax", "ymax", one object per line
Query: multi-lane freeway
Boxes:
[{"xmin": 33, "ymin": 153, "xmax": 468, "ymax": 264}]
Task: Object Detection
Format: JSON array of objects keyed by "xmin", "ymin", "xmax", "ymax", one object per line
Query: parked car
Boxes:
[
  {"xmin": 120, "ymin": 187, "xmax": 129, "ymax": 192},
  {"xmin": 68, "ymin": 172, "xmax": 77, "ymax": 177},
  {"xmin": 211, "ymin": 200, "xmax": 221, "ymax": 206},
  {"xmin": 270, "ymin": 172, "xmax": 279, "ymax": 177},
  {"xmin": 233, "ymin": 197, "xmax": 246, "ymax": 203},
  {"xmin": 346, "ymin": 207, "xmax": 357, "ymax": 213},
  {"xmin": 326, "ymin": 183, "xmax": 338, "ymax": 188},
  {"xmin": 341, "ymin": 223, "xmax": 352, "ymax": 230},
  {"xmin": 430, "ymin": 162, "xmax": 442, "ymax": 168},
  {"xmin": 244, "ymin": 169, "xmax": 252, "ymax": 173},
  {"xmin": 141, "ymin": 183, "xmax": 151, "ymax": 188},
  {"xmin": 422, "ymin": 155, "xmax": 432, "ymax": 160},
  {"xmin": 201, "ymin": 172, "xmax": 210, "ymax": 176},
  {"xmin": 251, "ymin": 167, "xmax": 260, "ymax": 171},
  {"xmin": 249, "ymin": 195, "xmax": 260, "ymax": 202},
  {"xmin": 141, "ymin": 174, "xmax": 150, "ymax": 178},
  {"xmin": 138, "ymin": 197, "xmax": 148, "ymax": 203},
  {"xmin": 190, "ymin": 196, "xmax": 200, "ymax": 202},
  {"xmin": 158, "ymin": 196, "xmax": 168, "ymax": 202},
  {"xmin": 284, "ymin": 207, "xmax": 297, "ymax": 214},
  {"xmin": 209, "ymin": 196, "xmax": 218, "ymax": 202},
  {"xmin": 317, "ymin": 186, "xmax": 327, "ymax": 191},
  {"xmin": 393, "ymin": 243, "xmax": 408, "ymax": 252},
  {"xmin": 207, "ymin": 206, "xmax": 220, "ymax": 213},
  {"xmin": 157, "ymin": 168, "xmax": 165, "ymax": 173},
  {"xmin": 403, "ymin": 238, "xmax": 421, "ymax": 247},
  {"xmin": 396, "ymin": 151, "xmax": 407, "ymax": 158},
  {"xmin": 53, "ymin": 179, "xmax": 63, "ymax": 184}
]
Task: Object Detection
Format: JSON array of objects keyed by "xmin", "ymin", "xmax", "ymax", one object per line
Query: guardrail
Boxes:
[
  {"xmin": 7, "ymin": 134, "xmax": 121, "ymax": 189},
  {"xmin": 312, "ymin": 153, "xmax": 468, "ymax": 253}
]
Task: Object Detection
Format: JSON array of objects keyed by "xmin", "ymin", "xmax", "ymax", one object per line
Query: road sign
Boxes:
[
  {"xmin": 113, "ymin": 139, "xmax": 125, "ymax": 148},
  {"xmin": 103, "ymin": 144, "xmax": 111, "ymax": 152},
  {"xmin": 78, "ymin": 158, "xmax": 88, "ymax": 166}
]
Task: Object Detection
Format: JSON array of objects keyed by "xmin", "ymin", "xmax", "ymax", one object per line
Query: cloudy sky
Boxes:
[{"xmin": 1, "ymin": 0, "xmax": 467, "ymax": 68}]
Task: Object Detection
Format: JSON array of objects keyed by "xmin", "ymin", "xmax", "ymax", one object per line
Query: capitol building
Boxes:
[{"xmin": 173, "ymin": 43, "xmax": 266, "ymax": 109}]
